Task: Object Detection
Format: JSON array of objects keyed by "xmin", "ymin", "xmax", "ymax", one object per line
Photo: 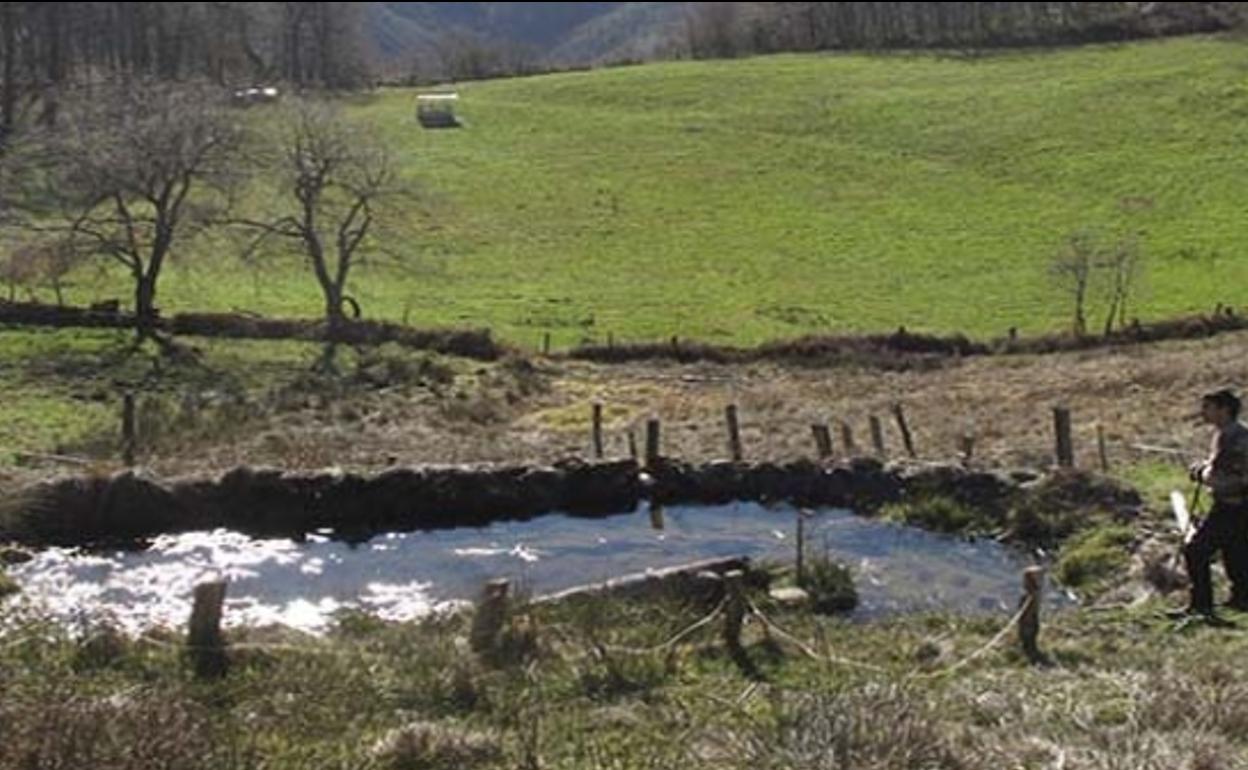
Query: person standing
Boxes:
[{"xmin": 1179, "ymin": 388, "xmax": 1248, "ymax": 618}]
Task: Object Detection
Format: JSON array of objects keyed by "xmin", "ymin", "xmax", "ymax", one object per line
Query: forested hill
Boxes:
[{"xmin": 367, "ymin": 2, "xmax": 1245, "ymax": 80}]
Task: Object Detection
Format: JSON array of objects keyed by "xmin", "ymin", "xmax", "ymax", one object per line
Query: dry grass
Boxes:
[
  {"xmin": 0, "ymin": 685, "xmax": 257, "ymax": 770},
  {"xmin": 7, "ymin": 582, "xmax": 1248, "ymax": 768},
  {"xmin": 370, "ymin": 721, "xmax": 502, "ymax": 770},
  {"xmin": 66, "ymin": 328, "xmax": 1244, "ymax": 481}
]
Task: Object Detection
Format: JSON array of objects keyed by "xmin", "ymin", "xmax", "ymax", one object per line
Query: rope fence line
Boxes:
[
  {"xmin": 600, "ymin": 597, "xmax": 727, "ymax": 656},
  {"xmin": 125, "ymin": 598, "xmax": 732, "ymax": 665},
  {"xmin": 6, "ymin": 547, "xmax": 1049, "ymax": 685},
  {"xmin": 746, "ymin": 594, "xmax": 1035, "ymax": 681},
  {"xmin": 134, "ymin": 630, "xmax": 401, "ymax": 665},
  {"xmin": 747, "ymin": 599, "xmax": 887, "ymax": 673},
  {"xmin": 5, "ymin": 589, "xmax": 1037, "ymax": 683},
  {"xmin": 4, "ymin": 593, "xmax": 1042, "ymax": 696},
  {"xmin": 907, "ymin": 596, "xmax": 1032, "ymax": 682}
]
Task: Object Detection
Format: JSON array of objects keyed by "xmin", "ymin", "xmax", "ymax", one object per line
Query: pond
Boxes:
[{"xmin": 4, "ymin": 502, "xmax": 1066, "ymax": 634}]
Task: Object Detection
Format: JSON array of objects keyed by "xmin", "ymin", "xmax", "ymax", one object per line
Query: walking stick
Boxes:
[{"xmin": 1168, "ymin": 478, "xmax": 1203, "ymax": 573}]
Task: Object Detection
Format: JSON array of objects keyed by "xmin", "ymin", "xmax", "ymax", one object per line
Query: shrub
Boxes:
[{"xmin": 800, "ymin": 553, "xmax": 858, "ymax": 614}]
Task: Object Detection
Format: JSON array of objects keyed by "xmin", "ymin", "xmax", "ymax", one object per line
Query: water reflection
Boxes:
[{"xmin": 6, "ymin": 502, "xmax": 1059, "ymax": 635}]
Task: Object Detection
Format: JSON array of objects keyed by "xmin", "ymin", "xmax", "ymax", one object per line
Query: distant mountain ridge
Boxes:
[{"xmin": 367, "ymin": 2, "xmax": 690, "ymax": 69}]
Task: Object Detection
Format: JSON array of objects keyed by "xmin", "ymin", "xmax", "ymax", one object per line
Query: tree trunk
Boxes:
[
  {"xmin": 324, "ymin": 283, "xmax": 346, "ymax": 338},
  {"xmin": 135, "ymin": 272, "xmax": 158, "ymax": 341},
  {"xmin": 1073, "ymin": 281, "xmax": 1087, "ymax": 336},
  {"xmin": 1, "ymin": 2, "xmax": 16, "ymax": 145},
  {"xmin": 39, "ymin": 2, "xmax": 65, "ymax": 127}
]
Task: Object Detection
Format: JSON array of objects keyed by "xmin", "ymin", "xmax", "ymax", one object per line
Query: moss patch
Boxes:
[
  {"xmin": 882, "ymin": 495, "xmax": 996, "ymax": 536},
  {"xmin": 1055, "ymin": 524, "xmax": 1136, "ymax": 592}
]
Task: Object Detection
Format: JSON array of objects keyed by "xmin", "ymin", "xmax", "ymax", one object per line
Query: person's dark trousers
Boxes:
[{"xmin": 1183, "ymin": 500, "xmax": 1248, "ymax": 613}]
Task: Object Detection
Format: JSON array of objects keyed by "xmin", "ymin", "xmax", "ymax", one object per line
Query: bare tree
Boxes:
[
  {"xmin": 0, "ymin": 3, "xmax": 372, "ymax": 147},
  {"xmin": 1050, "ymin": 228, "xmax": 1147, "ymax": 338},
  {"xmin": 0, "ymin": 241, "xmax": 39, "ymax": 301},
  {"xmin": 239, "ymin": 102, "xmax": 400, "ymax": 367},
  {"xmin": 1100, "ymin": 233, "xmax": 1144, "ymax": 336},
  {"xmin": 7, "ymin": 82, "xmax": 244, "ymax": 344},
  {"xmin": 0, "ymin": 237, "xmax": 83, "ymax": 305},
  {"xmin": 1050, "ymin": 231, "xmax": 1098, "ymax": 337}
]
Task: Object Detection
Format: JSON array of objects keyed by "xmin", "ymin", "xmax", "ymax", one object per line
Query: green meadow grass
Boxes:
[
  {"xmin": 6, "ymin": 36, "xmax": 1248, "ymax": 455},
  {"xmin": 0, "ymin": 329, "xmax": 326, "ymax": 463},
  {"xmin": 48, "ymin": 34, "xmax": 1248, "ymax": 349}
]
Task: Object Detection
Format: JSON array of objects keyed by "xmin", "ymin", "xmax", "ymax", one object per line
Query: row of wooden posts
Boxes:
[
  {"xmin": 116, "ymin": 389, "xmax": 1105, "ymax": 473},
  {"xmin": 589, "ymin": 400, "xmax": 1109, "ymax": 471},
  {"xmin": 182, "ymin": 561, "xmax": 1048, "ymax": 680}
]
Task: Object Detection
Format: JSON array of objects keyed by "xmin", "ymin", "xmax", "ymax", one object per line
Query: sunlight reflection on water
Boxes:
[{"xmin": 7, "ymin": 502, "xmax": 1062, "ymax": 635}]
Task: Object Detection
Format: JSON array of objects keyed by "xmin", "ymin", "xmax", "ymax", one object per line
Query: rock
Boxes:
[
  {"xmin": 370, "ymin": 721, "xmax": 501, "ymax": 770},
  {"xmin": 769, "ymin": 586, "xmax": 810, "ymax": 607},
  {"xmin": 1009, "ymin": 469, "xmax": 1041, "ymax": 484},
  {"xmin": 1137, "ymin": 541, "xmax": 1186, "ymax": 594},
  {"xmin": 0, "ymin": 546, "xmax": 33, "ymax": 566}
]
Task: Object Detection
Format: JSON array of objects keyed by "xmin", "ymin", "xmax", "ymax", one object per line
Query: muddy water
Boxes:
[{"xmin": 4, "ymin": 502, "xmax": 1064, "ymax": 634}]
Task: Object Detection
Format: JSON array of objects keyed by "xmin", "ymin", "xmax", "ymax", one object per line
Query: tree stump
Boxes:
[
  {"xmin": 187, "ymin": 580, "xmax": 228, "ymax": 679},
  {"xmin": 470, "ymin": 578, "xmax": 511, "ymax": 654}
]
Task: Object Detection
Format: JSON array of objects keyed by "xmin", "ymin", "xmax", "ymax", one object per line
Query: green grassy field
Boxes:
[
  {"xmin": 5, "ymin": 35, "xmax": 1248, "ymax": 459},
  {"xmin": 45, "ymin": 34, "xmax": 1248, "ymax": 348}
]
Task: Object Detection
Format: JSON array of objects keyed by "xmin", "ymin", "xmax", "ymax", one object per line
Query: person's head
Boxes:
[{"xmin": 1201, "ymin": 388, "xmax": 1241, "ymax": 426}]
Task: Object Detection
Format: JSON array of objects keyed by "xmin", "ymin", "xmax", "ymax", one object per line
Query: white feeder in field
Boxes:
[{"xmin": 416, "ymin": 92, "xmax": 460, "ymax": 129}]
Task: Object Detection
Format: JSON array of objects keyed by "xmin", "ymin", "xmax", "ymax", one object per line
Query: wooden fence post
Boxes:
[
  {"xmin": 1019, "ymin": 567, "xmax": 1044, "ymax": 663},
  {"xmin": 960, "ymin": 432, "xmax": 975, "ymax": 465},
  {"xmin": 122, "ymin": 393, "xmax": 136, "ymax": 467},
  {"xmin": 627, "ymin": 430, "xmax": 638, "ymax": 461},
  {"xmin": 1097, "ymin": 422, "xmax": 1110, "ymax": 472},
  {"xmin": 187, "ymin": 580, "xmax": 228, "ymax": 680},
  {"xmin": 645, "ymin": 419, "xmax": 661, "ymax": 468},
  {"xmin": 795, "ymin": 510, "xmax": 807, "ymax": 586},
  {"xmin": 591, "ymin": 403, "xmax": 604, "ymax": 459},
  {"xmin": 470, "ymin": 578, "xmax": 511, "ymax": 654},
  {"xmin": 892, "ymin": 403, "xmax": 917, "ymax": 459},
  {"xmin": 722, "ymin": 570, "xmax": 746, "ymax": 653},
  {"xmin": 1053, "ymin": 406, "xmax": 1074, "ymax": 468},
  {"xmin": 649, "ymin": 503, "xmax": 666, "ymax": 531},
  {"xmin": 542, "ymin": 333, "xmax": 551, "ymax": 355},
  {"xmin": 811, "ymin": 423, "xmax": 833, "ymax": 460},
  {"xmin": 869, "ymin": 415, "xmax": 886, "ymax": 457},
  {"xmin": 839, "ymin": 421, "xmax": 857, "ymax": 456},
  {"xmin": 726, "ymin": 404, "xmax": 743, "ymax": 462}
]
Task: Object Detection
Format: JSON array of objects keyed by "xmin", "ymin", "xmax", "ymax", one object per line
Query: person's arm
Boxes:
[
  {"xmin": 1205, "ymin": 428, "xmax": 1248, "ymax": 499},
  {"xmin": 1192, "ymin": 433, "xmax": 1219, "ymax": 484}
]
